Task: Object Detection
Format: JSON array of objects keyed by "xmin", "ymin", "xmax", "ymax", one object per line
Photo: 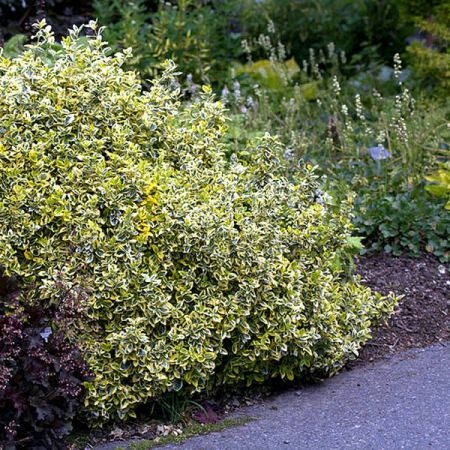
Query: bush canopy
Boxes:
[{"xmin": 0, "ymin": 21, "xmax": 397, "ymax": 423}]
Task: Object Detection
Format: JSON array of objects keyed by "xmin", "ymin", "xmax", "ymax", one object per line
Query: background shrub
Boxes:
[
  {"xmin": 426, "ymin": 162, "xmax": 450, "ymax": 211},
  {"xmin": 92, "ymin": 0, "xmax": 242, "ymax": 86},
  {"xmin": 404, "ymin": 2, "xmax": 450, "ymax": 96},
  {"xmin": 238, "ymin": 0, "xmax": 407, "ymax": 70},
  {"xmin": 0, "ymin": 21, "xmax": 397, "ymax": 424}
]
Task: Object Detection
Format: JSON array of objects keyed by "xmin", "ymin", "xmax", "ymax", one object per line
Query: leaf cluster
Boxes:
[
  {"xmin": 92, "ymin": 0, "xmax": 242, "ymax": 86},
  {"xmin": 352, "ymin": 185, "xmax": 450, "ymax": 262}
]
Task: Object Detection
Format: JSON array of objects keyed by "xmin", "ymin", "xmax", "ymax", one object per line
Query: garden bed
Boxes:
[
  {"xmin": 354, "ymin": 252, "xmax": 449, "ymax": 364},
  {"xmin": 1, "ymin": 2, "xmax": 448, "ymax": 448}
]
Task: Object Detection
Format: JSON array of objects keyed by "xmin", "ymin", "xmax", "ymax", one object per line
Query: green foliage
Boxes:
[
  {"xmin": 221, "ymin": 35, "xmax": 449, "ymax": 261},
  {"xmin": 426, "ymin": 162, "xmax": 450, "ymax": 210},
  {"xmin": 93, "ymin": 0, "xmax": 242, "ymax": 85},
  {"xmin": 239, "ymin": 0, "xmax": 406, "ymax": 69},
  {"xmin": 0, "ymin": 21, "xmax": 396, "ymax": 424},
  {"xmin": 1, "ymin": 33, "xmax": 27, "ymax": 58},
  {"xmin": 155, "ymin": 393, "xmax": 206, "ymax": 425},
  {"xmin": 329, "ymin": 235, "xmax": 364, "ymax": 277},
  {"xmin": 394, "ymin": 0, "xmax": 445, "ymax": 26},
  {"xmin": 235, "ymin": 58, "xmax": 300, "ymax": 92},
  {"xmin": 405, "ymin": 3, "xmax": 450, "ymax": 95},
  {"xmin": 92, "ymin": 0, "xmax": 153, "ymax": 78},
  {"xmin": 144, "ymin": 0, "xmax": 213, "ymax": 81},
  {"xmin": 352, "ymin": 186, "xmax": 450, "ymax": 261}
]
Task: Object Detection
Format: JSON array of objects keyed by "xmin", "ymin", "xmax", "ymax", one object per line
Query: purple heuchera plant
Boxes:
[
  {"xmin": 368, "ymin": 146, "xmax": 391, "ymax": 160},
  {"xmin": 0, "ymin": 269, "xmax": 93, "ymax": 449}
]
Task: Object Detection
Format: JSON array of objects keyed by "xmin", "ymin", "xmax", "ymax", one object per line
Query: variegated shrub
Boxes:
[{"xmin": 0, "ymin": 21, "xmax": 397, "ymax": 423}]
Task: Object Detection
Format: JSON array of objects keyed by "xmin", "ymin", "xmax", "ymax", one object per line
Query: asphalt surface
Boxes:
[{"xmin": 95, "ymin": 343, "xmax": 450, "ymax": 450}]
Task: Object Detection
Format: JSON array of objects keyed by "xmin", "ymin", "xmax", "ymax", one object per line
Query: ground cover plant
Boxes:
[{"xmin": 0, "ymin": 20, "xmax": 398, "ymax": 441}]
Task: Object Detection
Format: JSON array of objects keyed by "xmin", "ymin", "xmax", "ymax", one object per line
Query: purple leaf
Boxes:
[{"xmin": 192, "ymin": 404, "xmax": 220, "ymax": 424}]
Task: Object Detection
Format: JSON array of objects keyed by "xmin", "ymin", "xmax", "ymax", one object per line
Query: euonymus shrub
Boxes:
[{"xmin": 0, "ymin": 21, "xmax": 397, "ymax": 423}]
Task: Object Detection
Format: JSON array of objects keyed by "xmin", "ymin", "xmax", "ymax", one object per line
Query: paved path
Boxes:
[{"xmin": 97, "ymin": 343, "xmax": 450, "ymax": 450}]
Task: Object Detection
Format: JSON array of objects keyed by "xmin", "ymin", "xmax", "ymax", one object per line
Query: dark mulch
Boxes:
[{"xmin": 354, "ymin": 252, "xmax": 450, "ymax": 365}]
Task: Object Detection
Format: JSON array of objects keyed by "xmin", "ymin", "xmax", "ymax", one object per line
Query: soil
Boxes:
[{"xmin": 354, "ymin": 252, "xmax": 450, "ymax": 364}]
